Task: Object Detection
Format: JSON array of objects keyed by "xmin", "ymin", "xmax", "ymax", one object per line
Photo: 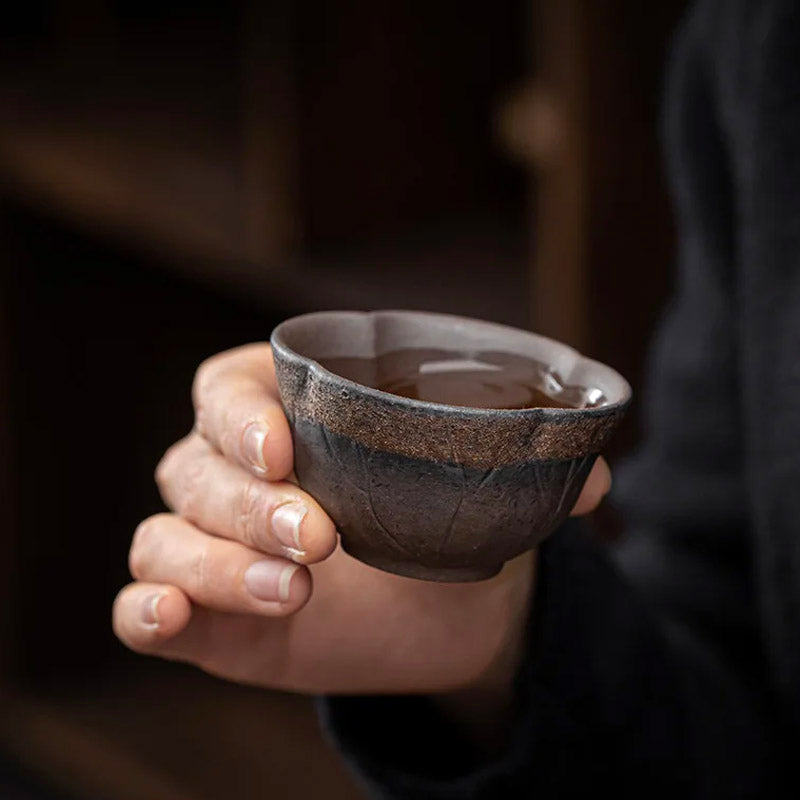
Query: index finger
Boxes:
[{"xmin": 192, "ymin": 343, "xmax": 294, "ymax": 480}]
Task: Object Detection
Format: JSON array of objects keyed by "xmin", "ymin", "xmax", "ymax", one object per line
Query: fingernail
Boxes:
[
  {"xmin": 242, "ymin": 422, "xmax": 269, "ymax": 476},
  {"xmin": 142, "ymin": 592, "xmax": 166, "ymax": 629},
  {"xmin": 244, "ymin": 561, "xmax": 299, "ymax": 603},
  {"xmin": 272, "ymin": 502, "xmax": 307, "ymax": 552}
]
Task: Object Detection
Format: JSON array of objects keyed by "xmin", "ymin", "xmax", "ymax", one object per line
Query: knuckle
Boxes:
[
  {"xmin": 154, "ymin": 443, "xmax": 179, "ymax": 493},
  {"xmin": 218, "ymin": 405, "xmax": 246, "ymax": 461},
  {"xmin": 154, "ymin": 455, "xmax": 169, "ymax": 492},
  {"xmin": 192, "ymin": 351, "xmax": 230, "ymax": 410},
  {"xmin": 194, "ymin": 400, "xmax": 211, "ymax": 438},
  {"xmin": 155, "ymin": 436, "xmax": 198, "ymax": 501},
  {"xmin": 176, "ymin": 456, "xmax": 209, "ymax": 522},
  {"xmin": 189, "ymin": 540, "xmax": 211, "ymax": 595},
  {"xmin": 234, "ymin": 477, "xmax": 267, "ymax": 547},
  {"xmin": 192, "ymin": 356, "xmax": 216, "ymax": 402}
]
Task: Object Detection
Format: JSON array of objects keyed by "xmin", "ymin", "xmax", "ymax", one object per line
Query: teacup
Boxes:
[{"xmin": 271, "ymin": 310, "xmax": 630, "ymax": 582}]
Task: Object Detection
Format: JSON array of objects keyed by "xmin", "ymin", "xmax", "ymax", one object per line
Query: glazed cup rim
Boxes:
[{"xmin": 270, "ymin": 309, "xmax": 632, "ymax": 419}]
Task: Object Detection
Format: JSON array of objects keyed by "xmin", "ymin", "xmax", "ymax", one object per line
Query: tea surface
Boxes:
[{"xmin": 317, "ymin": 348, "xmax": 605, "ymax": 410}]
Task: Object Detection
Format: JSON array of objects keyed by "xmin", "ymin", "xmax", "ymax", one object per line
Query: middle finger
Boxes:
[{"xmin": 156, "ymin": 433, "xmax": 338, "ymax": 564}]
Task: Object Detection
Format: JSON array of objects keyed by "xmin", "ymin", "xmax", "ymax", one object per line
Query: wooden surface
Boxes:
[
  {"xmin": 0, "ymin": 0, "xmax": 527, "ymax": 327},
  {"xmin": 528, "ymin": 0, "xmax": 589, "ymax": 352},
  {"xmin": 0, "ymin": 95, "xmax": 257, "ymax": 270},
  {"xmin": 0, "ymin": 12, "xmax": 296, "ymax": 272},
  {"xmin": 0, "ymin": 669, "xmax": 362, "ymax": 800},
  {"xmin": 0, "ymin": 69, "xmax": 527, "ymax": 326},
  {"xmin": 0, "ymin": 223, "xmax": 15, "ymax": 680}
]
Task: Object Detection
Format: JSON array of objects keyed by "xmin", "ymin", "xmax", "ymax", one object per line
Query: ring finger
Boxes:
[{"xmin": 129, "ymin": 513, "xmax": 312, "ymax": 616}]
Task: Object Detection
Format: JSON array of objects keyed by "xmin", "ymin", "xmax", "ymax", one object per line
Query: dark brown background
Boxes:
[{"xmin": 0, "ymin": 1, "xmax": 685, "ymax": 797}]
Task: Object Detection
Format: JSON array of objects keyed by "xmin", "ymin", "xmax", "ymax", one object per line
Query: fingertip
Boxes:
[
  {"xmin": 285, "ymin": 564, "xmax": 312, "ymax": 612},
  {"xmin": 193, "ymin": 344, "xmax": 293, "ymax": 480},
  {"xmin": 113, "ymin": 583, "xmax": 192, "ymax": 653},
  {"xmin": 297, "ymin": 514, "xmax": 339, "ymax": 565},
  {"xmin": 238, "ymin": 407, "xmax": 294, "ymax": 481},
  {"xmin": 274, "ymin": 495, "xmax": 338, "ymax": 565},
  {"xmin": 243, "ymin": 559, "xmax": 313, "ymax": 615},
  {"xmin": 153, "ymin": 587, "xmax": 193, "ymax": 639}
]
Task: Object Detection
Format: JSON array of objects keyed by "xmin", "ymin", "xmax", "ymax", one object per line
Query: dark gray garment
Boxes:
[{"xmin": 319, "ymin": 0, "xmax": 798, "ymax": 795}]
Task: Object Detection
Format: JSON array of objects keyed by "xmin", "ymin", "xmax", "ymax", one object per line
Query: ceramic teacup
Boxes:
[{"xmin": 271, "ymin": 310, "xmax": 630, "ymax": 582}]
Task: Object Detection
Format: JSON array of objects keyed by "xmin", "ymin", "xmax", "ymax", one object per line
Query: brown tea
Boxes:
[{"xmin": 317, "ymin": 348, "xmax": 606, "ymax": 410}]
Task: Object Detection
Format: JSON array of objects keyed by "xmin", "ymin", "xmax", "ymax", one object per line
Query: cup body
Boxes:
[{"xmin": 271, "ymin": 310, "xmax": 630, "ymax": 581}]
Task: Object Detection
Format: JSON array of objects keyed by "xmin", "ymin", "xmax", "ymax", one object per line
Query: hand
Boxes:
[{"xmin": 113, "ymin": 344, "xmax": 612, "ymax": 700}]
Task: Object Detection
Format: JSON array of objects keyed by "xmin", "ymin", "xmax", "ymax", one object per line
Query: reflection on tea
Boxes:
[{"xmin": 318, "ymin": 348, "xmax": 606, "ymax": 410}]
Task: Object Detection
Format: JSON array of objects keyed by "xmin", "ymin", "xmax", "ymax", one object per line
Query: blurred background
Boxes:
[{"xmin": 0, "ymin": 1, "xmax": 685, "ymax": 797}]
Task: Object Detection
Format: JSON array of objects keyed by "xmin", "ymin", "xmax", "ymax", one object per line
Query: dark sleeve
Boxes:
[
  {"xmin": 319, "ymin": 525, "xmax": 770, "ymax": 799},
  {"xmin": 319, "ymin": 1, "xmax": 790, "ymax": 795}
]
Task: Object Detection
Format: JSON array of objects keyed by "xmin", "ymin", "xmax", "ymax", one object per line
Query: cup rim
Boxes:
[{"xmin": 270, "ymin": 309, "xmax": 632, "ymax": 419}]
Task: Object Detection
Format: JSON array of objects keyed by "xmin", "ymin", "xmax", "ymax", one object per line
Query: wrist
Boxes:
[{"xmin": 431, "ymin": 550, "xmax": 536, "ymax": 755}]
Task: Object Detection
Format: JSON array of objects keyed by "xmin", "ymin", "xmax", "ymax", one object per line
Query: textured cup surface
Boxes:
[{"xmin": 271, "ymin": 310, "xmax": 631, "ymax": 581}]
